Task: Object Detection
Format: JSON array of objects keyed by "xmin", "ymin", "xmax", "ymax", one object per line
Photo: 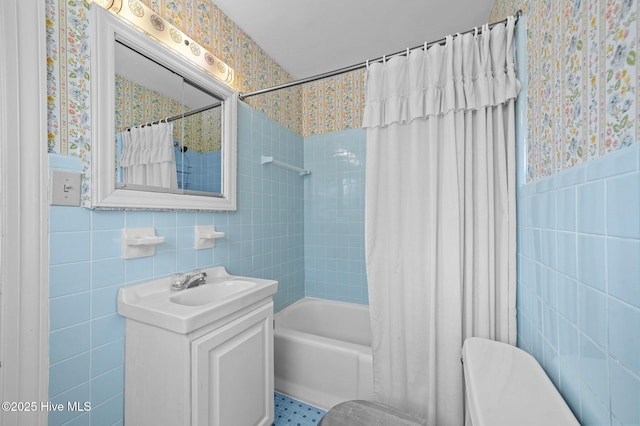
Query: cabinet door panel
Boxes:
[{"xmin": 192, "ymin": 302, "xmax": 273, "ymax": 426}]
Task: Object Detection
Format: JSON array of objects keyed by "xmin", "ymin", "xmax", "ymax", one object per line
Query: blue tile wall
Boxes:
[
  {"xmin": 303, "ymin": 129, "xmax": 368, "ymax": 304},
  {"xmin": 175, "ymin": 148, "xmax": 222, "ymax": 193},
  {"xmin": 517, "ymin": 143, "xmax": 640, "ymax": 426},
  {"xmin": 47, "ymin": 102, "xmax": 305, "ymax": 426}
]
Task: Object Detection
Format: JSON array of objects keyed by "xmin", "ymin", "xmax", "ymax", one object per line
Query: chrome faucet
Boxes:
[
  {"xmin": 170, "ymin": 270, "xmax": 208, "ymax": 291},
  {"xmin": 185, "ymin": 270, "xmax": 207, "ymax": 288}
]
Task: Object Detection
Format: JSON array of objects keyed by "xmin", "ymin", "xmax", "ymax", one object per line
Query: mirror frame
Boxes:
[{"xmin": 91, "ymin": 5, "xmax": 237, "ymax": 210}]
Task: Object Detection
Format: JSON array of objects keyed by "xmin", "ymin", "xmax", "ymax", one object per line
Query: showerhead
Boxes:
[{"xmin": 174, "ymin": 139, "xmax": 188, "ymax": 152}]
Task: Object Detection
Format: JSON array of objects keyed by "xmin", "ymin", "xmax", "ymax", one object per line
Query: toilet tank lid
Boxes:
[{"xmin": 462, "ymin": 337, "xmax": 579, "ymax": 426}]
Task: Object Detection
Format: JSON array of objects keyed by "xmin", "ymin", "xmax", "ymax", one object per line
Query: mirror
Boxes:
[
  {"xmin": 114, "ymin": 42, "xmax": 224, "ymax": 195},
  {"xmin": 91, "ymin": 4, "xmax": 237, "ymax": 210}
]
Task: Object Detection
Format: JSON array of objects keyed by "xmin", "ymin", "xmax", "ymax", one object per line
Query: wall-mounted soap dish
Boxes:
[
  {"xmin": 122, "ymin": 227, "xmax": 165, "ymax": 259},
  {"xmin": 194, "ymin": 225, "xmax": 224, "ymax": 250}
]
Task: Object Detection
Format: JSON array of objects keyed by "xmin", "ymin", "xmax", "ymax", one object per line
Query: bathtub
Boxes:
[{"xmin": 274, "ymin": 298, "xmax": 373, "ymax": 410}]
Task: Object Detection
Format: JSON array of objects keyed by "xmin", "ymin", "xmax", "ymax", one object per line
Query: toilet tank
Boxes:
[{"xmin": 462, "ymin": 337, "xmax": 579, "ymax": 426}]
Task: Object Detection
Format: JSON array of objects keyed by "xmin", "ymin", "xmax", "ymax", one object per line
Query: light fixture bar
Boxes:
[{"xmin": 100, "ymin": 0, "xmax": 234, "ymax": 85}]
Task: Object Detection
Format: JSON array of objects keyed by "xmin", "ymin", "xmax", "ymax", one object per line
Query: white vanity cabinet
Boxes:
[
  {"xmin": 191, "ymin": 302, "xmax": 274, "ymax": 426},
  {"xmin": 123, "ymin": 299, "xmax": 274, "ymax": 426},
  {"xmin": 118, "ymin": 267, "xmax": 277, "ymax": 425}
]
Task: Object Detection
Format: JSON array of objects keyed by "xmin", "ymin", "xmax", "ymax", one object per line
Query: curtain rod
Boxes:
[
  {"xmin": 239, "ymin": 10, "xmax": 522, "ymax": 101},
  {"xmin": 123, "ymin": 101, "xmax": 222, "ymax": 130}
]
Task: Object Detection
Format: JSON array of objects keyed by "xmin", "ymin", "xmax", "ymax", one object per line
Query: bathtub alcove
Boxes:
[{"xmin": 274, "ymin": 298, "xmax": 373, "ymax": 410}]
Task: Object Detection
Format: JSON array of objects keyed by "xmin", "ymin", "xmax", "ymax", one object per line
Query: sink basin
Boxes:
[
  {"xmin": 118, "ymin": 267, "xmax": 277, "ymax": 333},
  {"xmin": 170, "ymin": 280, "xmax": 256, "ymax": 306}
]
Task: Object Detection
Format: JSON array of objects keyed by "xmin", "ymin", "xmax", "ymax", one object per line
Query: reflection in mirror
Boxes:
[{"xmin": 114, "ymin": 42, "xmax": 223, "ymax": 195}]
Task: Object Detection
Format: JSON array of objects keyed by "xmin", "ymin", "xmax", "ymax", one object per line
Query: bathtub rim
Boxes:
[{"xmin": 274, "ymin": 297, "xmax": 372, "ymax": 354}]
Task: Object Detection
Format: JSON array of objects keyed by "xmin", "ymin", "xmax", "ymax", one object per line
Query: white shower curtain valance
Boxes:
[
  {"xmin": 364, "ymin": 16, "xmax": 519, "ymax": 426},
  {"xmin": 362, "ymin": 19, "xmax": 519, "ymax": 128},
  {"xmin": 119, "ymin": 121, "xmax": 178, "ymax": 189}
]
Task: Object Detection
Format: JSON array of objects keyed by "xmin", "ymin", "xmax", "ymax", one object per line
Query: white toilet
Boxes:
[{"xmin": 319, "ymin": 337, "xmax": 579, "ymax": 426}]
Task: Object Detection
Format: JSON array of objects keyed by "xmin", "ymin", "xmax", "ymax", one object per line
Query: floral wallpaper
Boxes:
[
  {"xmin": 489, "ymin": 0, "xmax": 637, "ymax": 181},
  {"xmin": 46, "ymin": 0, "xmax": 302, "ymax": 194},
  {"xmin": 301, "ymin": 69, "xmax": 365, "ymax": 136},
  {"xmin": 115, "ymin": 74, "xmax": 222, "ymax": 152},
  {"xmin": 46, "ymin": 0, "xmax": 92, "ymax": 164}
]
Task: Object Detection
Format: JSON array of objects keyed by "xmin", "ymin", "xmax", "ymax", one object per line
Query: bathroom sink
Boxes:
[
  {"xmin": 118, "ymin": 267, "xmax": 277, "ymax": 333},
  {"xmin": 169, "ymin": 280, "xmax": 256, "ymax": 306}
]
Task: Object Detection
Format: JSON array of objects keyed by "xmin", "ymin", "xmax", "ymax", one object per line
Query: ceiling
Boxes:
[{"xmin": 213, "ymin": 0, "xmax": 495, "ymax": 79}]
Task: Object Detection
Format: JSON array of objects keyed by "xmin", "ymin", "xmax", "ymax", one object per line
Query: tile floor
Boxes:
[{"xmin": 272, "ymin": 392, "xmax": 326, "ymax": 426}]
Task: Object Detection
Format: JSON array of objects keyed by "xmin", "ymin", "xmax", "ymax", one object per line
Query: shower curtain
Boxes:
[
  {"xmin": 363, "ymin": 17, "xmax": 519, "ymax": 426},
  {"xmin": 119, "ymin": 121, "xmax": 178, "ymax": 189}
]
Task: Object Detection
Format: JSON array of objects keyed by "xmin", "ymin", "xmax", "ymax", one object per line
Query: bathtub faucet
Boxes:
[{"xmin": 170, "ymin": 270, "xmax": 208, "ymax": 291}]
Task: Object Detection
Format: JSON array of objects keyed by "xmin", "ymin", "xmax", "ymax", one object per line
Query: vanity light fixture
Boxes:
[{"xmin": 98, "ymin": 0, "xmax": 234, "ymax": 85}]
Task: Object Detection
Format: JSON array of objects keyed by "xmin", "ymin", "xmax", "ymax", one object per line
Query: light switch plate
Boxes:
[{"xmin": 50, "ymin": 170, "xmax": 82, "ymax": 206}]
